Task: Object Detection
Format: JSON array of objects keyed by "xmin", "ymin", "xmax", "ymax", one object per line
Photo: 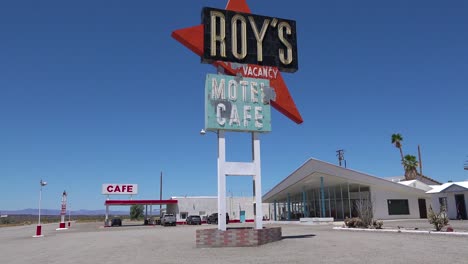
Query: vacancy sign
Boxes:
[
  {"xmin": 102, "ymin": 184, "xmax": 138, "ymax": 195},
  {"xmin": 205, "ymin": 73, "xmax": 271, "ymax": 132}
]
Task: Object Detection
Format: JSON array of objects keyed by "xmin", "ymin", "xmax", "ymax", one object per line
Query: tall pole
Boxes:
[
  {"xmin": 418, "ymin": 145, "xmax": 423, "ymax": 177},
  {"xmin": 34, "ymin": 179, "xmax": 47, "ymax": 237},
  {"xmin": 336, "ymin": 149, "xmax": 345, "ymax": 167},
  {"xmin": 160, "ymin": 171, "xmax": 162, "ymax": 216},
  {"xmin": 38, "ymin": 184, "xmax": 42, "ymax": 226},
  {"xmin": 253, "ymin": 132, "xmax": 263, "ymax": 229},
  {"xmin": 68, "ymin": 203, "xmax": 71, "ymax": 227},
  {"xmin": 217, "ymin": 130, "xmax": 227, "ymax": 231}
]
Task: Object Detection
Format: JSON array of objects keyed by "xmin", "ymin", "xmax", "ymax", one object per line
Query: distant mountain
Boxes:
[{"xmin": 0, "ymin": 208, "xmax": 131, "ymax": 216}]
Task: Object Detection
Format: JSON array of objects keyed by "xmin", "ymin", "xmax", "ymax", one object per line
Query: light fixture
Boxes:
[{"xmin": 33, "ymin": 179, "xmax": 47, "ymax": 238}]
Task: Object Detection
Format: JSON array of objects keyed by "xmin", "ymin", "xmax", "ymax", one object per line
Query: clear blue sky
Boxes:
[{"xmin": 1, "ymin": 0, "xmax": 467, "ymax": 211}]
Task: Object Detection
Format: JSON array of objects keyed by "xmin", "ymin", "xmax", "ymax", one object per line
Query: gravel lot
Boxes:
[{"xmin": 1, "ymin": 220, "xmax": 467, "ymax": 264}]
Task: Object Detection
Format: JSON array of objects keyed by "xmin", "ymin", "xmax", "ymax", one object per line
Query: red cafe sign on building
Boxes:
[{"xmin": 102, "ymin": 184, "xmax": 138, "ymax": 195}]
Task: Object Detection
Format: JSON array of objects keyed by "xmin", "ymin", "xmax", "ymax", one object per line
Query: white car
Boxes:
[{"xmin": 161, "ymin": 214, "xmax": 176, "ymax": 226}]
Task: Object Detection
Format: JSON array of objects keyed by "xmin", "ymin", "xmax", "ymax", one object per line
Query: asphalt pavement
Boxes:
[{"xmin": 1, "ymin": 220, "xmax": 467, "ymax": 264}]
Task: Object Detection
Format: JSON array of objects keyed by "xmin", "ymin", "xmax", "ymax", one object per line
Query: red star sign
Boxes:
[{"xmin": 171, "ymin": 0, "xmax": 303, "ymax": 124}]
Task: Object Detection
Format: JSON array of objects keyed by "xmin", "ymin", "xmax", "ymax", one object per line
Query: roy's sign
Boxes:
[
  {"xmin": 205, "ymin": 73, "xmax": 271, "ymax": 132},
  {"xmin": 202, "ymin": 7, "xmax": 298, "ymax": 73},
  {"xmin": 102, "ymin": 184, "xmax": 138, "ymax": 195}
]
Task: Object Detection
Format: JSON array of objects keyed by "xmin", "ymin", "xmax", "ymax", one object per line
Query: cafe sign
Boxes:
[{"xmin": 205, "ymin": 73, "xmax": 271, "ymax": 132}]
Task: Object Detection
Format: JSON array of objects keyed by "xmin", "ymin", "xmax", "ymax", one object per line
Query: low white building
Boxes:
[
  {"xmin": 262, "ymin": 158, "xmax": 433, "ymax": 221},
  {"xmin": 167, "ymin": 196, "xmax": 269, "ymax": 223},
  {"xmin": 427, "ymin": 181, "xmax": 468, "ymax": 220}
]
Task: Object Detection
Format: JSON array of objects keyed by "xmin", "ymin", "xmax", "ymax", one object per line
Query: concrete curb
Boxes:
[
  {"xmin": 264, "ymin": 221, "xmax": 339, "ymax": 226},
  {"xmin": 333, "ymin": 227, "xmax": 468, "ymax": 236}
]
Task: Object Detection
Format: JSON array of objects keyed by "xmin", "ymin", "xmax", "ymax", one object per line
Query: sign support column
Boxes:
[
  {"xmin": 105, "ymin": 205, "xmax": 109, "ymax": 227},
  {"xmin": 217, "ymin": 130, "xmax": 227, "ymax": 231},
  {"xmin": 216, "ymin": 130, "xmax": 263, "ymax": 230},
  {"xmin": 253, "ymin": 132, "xmax": 263, "ymax": 229}
]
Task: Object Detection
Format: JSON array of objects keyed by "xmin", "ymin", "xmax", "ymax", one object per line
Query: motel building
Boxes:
[
  {"xmin": 102, "ymin": 160, "xmax": 468, "ymax": 225},
  {"xmin": 260, "ymin": 158, "xmax": 467, "ymax": 222}
]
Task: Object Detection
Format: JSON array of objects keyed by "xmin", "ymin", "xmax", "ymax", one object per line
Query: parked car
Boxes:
[
  {"xmin": 161, "ymin": 214, "xmax": 176, "ymax": 226},
  {"xmin": 206, "ymin": 213, "xmax": 229, "ymax": 224},
  {"xmin": 186, "ymin": 215, "xmax": 201, "ymax": 225},
  {"xmin": 206, "ymin": 213, "xmax": 216, "ymax": 224},
  {"xmin": 111, "ymin": 218, "xmax": 122, "ymax": 226}
]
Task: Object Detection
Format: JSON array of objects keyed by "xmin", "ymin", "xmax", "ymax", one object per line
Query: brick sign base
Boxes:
[{"xmin": 196, "ymin": 227, "xmax": 282, "ymax": 248}]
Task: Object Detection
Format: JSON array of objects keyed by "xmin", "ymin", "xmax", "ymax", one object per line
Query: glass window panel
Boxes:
[{"xmin": 387, "ymin": 199, "xmax": 410, "ymax": 215}]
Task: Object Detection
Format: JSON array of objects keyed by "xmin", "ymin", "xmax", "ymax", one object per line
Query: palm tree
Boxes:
[
  {"xmin": 391, "ymin": 133, "xmax": 404, "ymax": 162},
  {"xmin": 391, "ymin": 133, "xmax": 406, "ymax": 176},
  {"xmin": 403, "ymin": 155, "xmax": 419, "ymax": 180}
]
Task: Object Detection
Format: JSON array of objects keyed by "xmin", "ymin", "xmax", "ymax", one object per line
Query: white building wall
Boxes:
[
  {"xmin": 170, "ymin": 196, "xmax": 269, "ymax": 222},
  {"xmin": 371, "ymin": 187, "xmax": 429, "ymax": 220},
  {"xmin": 430, "ymin": 191, "xmax": 468, "ymax": 219}
]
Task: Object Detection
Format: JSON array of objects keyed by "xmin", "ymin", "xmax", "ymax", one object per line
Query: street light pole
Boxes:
[
  {"xmin": 33, "ymin": 179, "xmax": 47, "ymax": 238},
  {"xmin": 68, "ymin": 203, "xmax": 72, "ymax": 227}
]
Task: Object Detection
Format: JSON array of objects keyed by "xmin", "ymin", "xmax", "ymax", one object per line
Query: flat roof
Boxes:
[{"xmin": 104, "ymin": 199, "xmax": 177, "ymax": 206}]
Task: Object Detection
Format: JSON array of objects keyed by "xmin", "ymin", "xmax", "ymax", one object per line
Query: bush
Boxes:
[
  {"xmin": 372, "ymin": 219, "xmax": 383, "ymax": 229},
  {"xmin": 355, "ymin": 199, "xmax": 373, "ymax": 227},
  {"xmin": 428, "ymin": 205, "xmax": 449, "ymax": 231},
  {"xmin": 130, "ymin": 205, "xmax": 144, "ymax": 220},
  {"xmin": 344, "ymin": 217, "xmax": 365, "ymax": 228}
]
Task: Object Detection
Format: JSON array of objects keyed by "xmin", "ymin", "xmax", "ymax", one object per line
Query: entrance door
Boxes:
[
  {"xmin": 240, "ymin": 211, "xmax": 245, "ymax": 223},
  {"xmin": 418, "ymin": 199, "xmax": 427, "ymax": 218},
  {"xmin": 455, "ymin": 194, "xmax": 467, "ymax": 220}
]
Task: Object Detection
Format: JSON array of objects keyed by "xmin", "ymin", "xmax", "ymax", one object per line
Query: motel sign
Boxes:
[
  {"xmin": 205, "ymin": 73, "xmax": 271, "ymax": 132},
  {"xmin": 202, "ymin": 7, "xmax": 298, "ymax": 73},
  {"xmin": 172, "ymin": 0, "xmax": 301, "ymax": 234}
]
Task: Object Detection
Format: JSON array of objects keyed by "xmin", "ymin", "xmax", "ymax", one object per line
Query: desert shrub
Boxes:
[
  {"xmin": 344, "ymin": 217, "xmax": 364, "ymax": 228},
  {"xmin": 372, "ymin": 219, "xmax": 383, "ymax": 229},
  {"xmin": 130, "ymin": 205, "xmax": 144, "ymax": 220},
  {"xmin": 428, "ymin": 205, "xmax": 449, "ymax": 231},
  {"xmin": 355, "ymin": 199, "xmax": 373, "ymax": 227},
  {"xmin": 0, "ymin": 218, "xmax": 11, "ymax": 224}
]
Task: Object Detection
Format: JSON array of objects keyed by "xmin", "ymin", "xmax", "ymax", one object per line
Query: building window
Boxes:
[
  {"xmin": 180, "ymin": 212, "xmax": 188, "ymax": 219},
  {"xmin": 439, "ymin": 197, "xmax": 448, "ymax": 211},
  {"xmin": 387, "ymin": 199, "xmax": 410, "ymax": 215},
  {"xmin": 199, "ymin": 211, "xmax": 206, "ymax": 216}
]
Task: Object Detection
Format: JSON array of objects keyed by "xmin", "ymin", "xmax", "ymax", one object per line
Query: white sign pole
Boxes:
[
  {"xmin": 214, "ymin": 130, "xmax": 263, "ymax": 231},
  {"xmin": 217, "ymin": 130, "xmax": 227, "ymax": 231},
  {"xmin": 253, "ymin": 132, "xmax": 263, "ymax": 229}
]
